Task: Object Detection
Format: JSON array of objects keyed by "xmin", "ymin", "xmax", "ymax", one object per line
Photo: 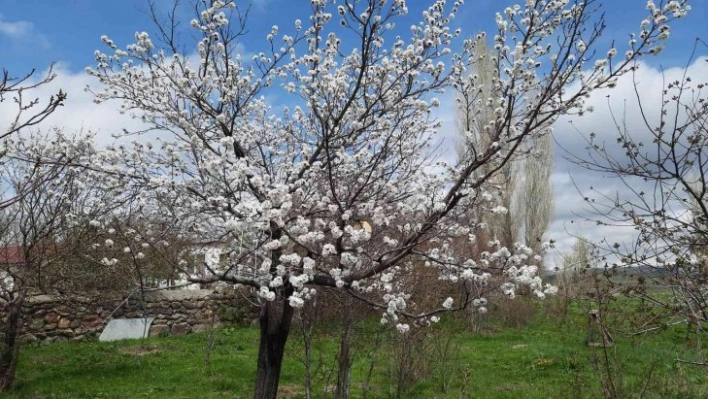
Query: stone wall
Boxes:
[{"xmin": 16, "ymin": 288, "xmax": 252, "ymax": 343}]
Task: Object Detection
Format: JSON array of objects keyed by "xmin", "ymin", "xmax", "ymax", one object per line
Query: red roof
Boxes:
[{"xmin": 0, "ymin": 246, "xmax": 25, "ymax": 265}]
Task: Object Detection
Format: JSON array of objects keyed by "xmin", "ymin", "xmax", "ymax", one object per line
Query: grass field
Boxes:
[{"xmin": 5, "ymin": 299, "xmax": 708, "ymax": 398}]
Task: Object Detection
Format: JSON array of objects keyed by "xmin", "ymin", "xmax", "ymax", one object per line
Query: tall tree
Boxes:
[
  {"xmin": 521, "ymin": 131, "xmax": 554, "ymax": 264},
  {"xmin": 85, "ymin": 1, "xmax": 689, "ymax": 397},
  {"xmin": 456, "ymin": 35, "xmax": 555, "ymax": 262},
  {"xmin": 456, "ymin": 35, "xmax": 520, "ymax": 251}
]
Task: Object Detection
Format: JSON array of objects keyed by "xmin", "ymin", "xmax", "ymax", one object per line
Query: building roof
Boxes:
[{"xmin": 0, "ymin": 245, "xmax": 25, "ymax": 265}]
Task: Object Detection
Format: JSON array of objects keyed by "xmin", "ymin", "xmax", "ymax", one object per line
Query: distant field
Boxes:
[{"xmin": 6, "ymin": 300, "xmax": 707, "ymax": 398}]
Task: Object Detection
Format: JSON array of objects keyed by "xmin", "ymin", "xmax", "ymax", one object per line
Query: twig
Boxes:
[{"xmin": 675, "ymin": 359, "xmax": 708, "ymax": 367}]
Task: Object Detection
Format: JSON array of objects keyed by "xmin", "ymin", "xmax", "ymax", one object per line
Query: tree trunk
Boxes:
[
  {"xmin": 254, "ymin": 293, "xmax": 294, "ymax": 399},
  {"xmin": 0, "ymin": 290, "xmax": 25, "ymax": 392},
  {"xmin": 300, "ymin": 299, "xmax": 317, "ymax": 399},
  {"xmin": 335, "ymin": 295, "xmax": 353, "ymax": 399}
]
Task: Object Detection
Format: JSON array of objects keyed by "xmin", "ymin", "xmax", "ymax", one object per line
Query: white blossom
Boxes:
[
  {"xmin": 442, "ymin": 297, "xmax": 454, "ymax": 310},
  {"xmin": 396, "ymin": 323, "xmax": 410, "ymax": 334}
]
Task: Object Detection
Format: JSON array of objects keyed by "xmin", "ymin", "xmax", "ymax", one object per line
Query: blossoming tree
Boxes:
[{"xmin": 85, "ymin": 0, "xmax": 689, "ymax": 397}]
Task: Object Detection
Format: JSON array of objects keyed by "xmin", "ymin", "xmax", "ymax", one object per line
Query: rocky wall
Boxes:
[{"xmin": 14, "ymin": 288, "xmax": 252, "ymax": 343}]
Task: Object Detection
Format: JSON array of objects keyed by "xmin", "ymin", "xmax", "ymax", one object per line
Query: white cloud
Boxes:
[
  {"xmin": 0, "ymin": 15, "xmax": 50, "ymax": 48},
  {"xmin": 0, "ymin": 64, "xmax": 147, "ymax": 146},
  {"xmin": 555, "ymin": 57, "xmax": 708, "ymax": 164},
  {"xmin": 249, "ymin": 0, "xmax": 271, "ymax": 12},
  {"xmin": 0, "ymin": 18, "xmax": 30, "ymax": 37},
  {"xmin": 0, "ymin": 38, "xmax": 260, "ymax": 146}
]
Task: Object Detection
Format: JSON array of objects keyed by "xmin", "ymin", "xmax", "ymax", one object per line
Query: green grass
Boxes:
[
  {"xmin": 5, "ymin": 300, "xmax": 708, "ymax": 398},
  {"xmin": 9, "ymin": 327, "xmax": 259, "ymax": 398}
]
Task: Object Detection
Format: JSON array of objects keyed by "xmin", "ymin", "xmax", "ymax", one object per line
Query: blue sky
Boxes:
[
  {"xmin": 1, "ymin": 0, "xmax": 707, "ymax": 265},
  {"xmin": 1, "ymin": 0, "xmax": 705, "ymax": 75}
]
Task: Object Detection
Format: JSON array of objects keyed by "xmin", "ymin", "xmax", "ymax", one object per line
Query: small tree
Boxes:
[
  {"xmin": 558, "ymin": 237, "xmax": 594, "ymax": 293},
  {"xmin": 85, "ymin": 1, "xmax": 690, "ymax": 397},
  {"xmin": 570, "ymin": 41, "xmax": 708, "ymax": 361},
  {"xmin": 0, "ymin": 65, "xmax": 68, "ymax": 392},
  {"xmin": 0, "ymin": 132, "xmax": 95, "ymax": 391}
]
